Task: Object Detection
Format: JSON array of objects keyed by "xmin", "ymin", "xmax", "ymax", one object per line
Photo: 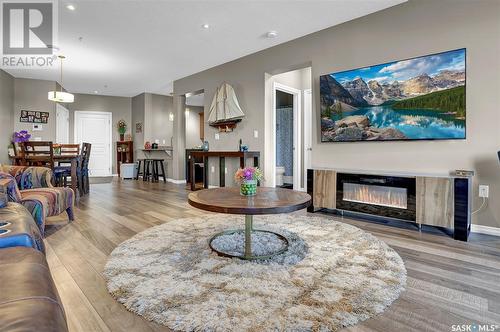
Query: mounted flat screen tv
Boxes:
[{"xmin": 320, "ymin": 48, "xmax": 466, "ymax": 142}]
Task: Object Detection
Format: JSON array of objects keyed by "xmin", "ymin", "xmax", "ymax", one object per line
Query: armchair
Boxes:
[{"xmin": 0, "ymin": 166, "xmax": 74, "ymax": 236}]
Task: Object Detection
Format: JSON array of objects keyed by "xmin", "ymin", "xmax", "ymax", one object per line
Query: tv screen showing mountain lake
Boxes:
[{"xmin": 320, "ymin": 48, "xmax": 466, "ymax": 142}]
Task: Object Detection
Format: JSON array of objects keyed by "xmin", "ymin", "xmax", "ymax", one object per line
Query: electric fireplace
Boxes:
[{"xmin": 336, "ymin": 173, "xmax": 416, "ymax": 221}]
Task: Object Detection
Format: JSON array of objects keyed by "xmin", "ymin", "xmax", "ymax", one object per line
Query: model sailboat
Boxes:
[{"xmin": 208, "ymin": 83, "xmax": 245, "ymax": 132}]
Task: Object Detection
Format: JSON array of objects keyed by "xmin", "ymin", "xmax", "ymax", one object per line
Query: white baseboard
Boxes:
[
  {"xmin": 166, "ymin": 178, "xmax": 186, "ymax": 184},
  {"xmin": 471, "ymin": 224, "xmax": 500, "ymax": 237},
  {"xmin": 208, "ymin": 185, "xmax": 219, "ymax": 189}
]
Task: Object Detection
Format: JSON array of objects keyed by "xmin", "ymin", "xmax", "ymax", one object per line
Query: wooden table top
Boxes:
[
  {"xmin": 189, "ymin": 151, "xmax": 260, "ymax": 157},
  {"xmin": 188, "ymin": 187, "xmax": 311, "ymax": 215},
  {"xmin": 11, "ymin": 154, "xmax": 79, "ymax": 160}
]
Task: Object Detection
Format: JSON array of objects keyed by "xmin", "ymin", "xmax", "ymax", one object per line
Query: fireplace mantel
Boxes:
[
  {"xmin": 310, "ymin": 167, "xmax": 468, "ymax": 179},
  {"xmin": 307, "ymin": 169, "xmax": 472, "ymax": 241}
]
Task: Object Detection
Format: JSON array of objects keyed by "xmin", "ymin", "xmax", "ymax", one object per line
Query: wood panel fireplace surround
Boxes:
[{"xmin": 307, "ymin": 169, "xmax": 472, "ymax": 241}]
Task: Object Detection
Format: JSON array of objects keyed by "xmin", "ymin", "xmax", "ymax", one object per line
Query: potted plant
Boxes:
[
  {"xmin": 234, "ymin": 167, "xmax": 263, "ymax": 196},
  {"xmin": 12, "ymin": 130, "xmax": 31, "ymax": 144},
  {"xmin": 117, "ymin": 119, "xmax": 127, "ymax": 141}
]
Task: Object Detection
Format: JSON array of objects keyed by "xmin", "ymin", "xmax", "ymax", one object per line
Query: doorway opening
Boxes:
[
  {"xmin": 185, "ymin": 91, "xmax": 205, "ymax": 189},
  {"xmin": 185, "ymin": 92, "xmax": 205, "ymax": 149},
  {"xmin": 275, "ymin": 89, "xmax": 295, "ymax": 189},
  {"xmin": 267, "ymin": 67, "xmax": 312, "ymax": 191}
]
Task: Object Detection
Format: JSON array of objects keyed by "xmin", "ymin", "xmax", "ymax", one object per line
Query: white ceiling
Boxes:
[{"xmin": 5, "ymin": 0, "xmax": 405, "ymax": 97}]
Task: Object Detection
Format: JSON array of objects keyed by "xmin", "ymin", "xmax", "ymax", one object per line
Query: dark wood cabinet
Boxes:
[
  {"xmin": 186, "ymin": 149, "xmax": 204, "ymax": 187},
  {"xmin": 116, "ymin": 141, "xmax": 133, "ymax": 176}
]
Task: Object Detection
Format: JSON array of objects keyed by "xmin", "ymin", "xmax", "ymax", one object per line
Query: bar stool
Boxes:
[
  {"xmin": 135, "ymin": 159, "xmax": 144, "ymax": 180},
  {"xmin": 143, "ymin": 159, "xmax": 153, "ymax": 182},
  {"xmin": 150, "ymin": 159, "xmax": 166, "ymax": 183}
]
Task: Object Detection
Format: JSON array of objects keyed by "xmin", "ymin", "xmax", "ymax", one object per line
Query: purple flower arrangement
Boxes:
[
  {"xmin": 12, "ymin": 130, "xmax": 31, "ymax": 143},
  {"xmin": 235, "ymin": 167, "xmax": 263, "ymax": 196},
  {"xmin": 234, "ymin": 167, "xmax": 263, "ymax": 183}
]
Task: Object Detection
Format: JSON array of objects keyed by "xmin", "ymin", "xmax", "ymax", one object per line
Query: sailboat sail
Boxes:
[{"xmin": 208, "ymin": 83, "xmax": 245, "ymax": 124}]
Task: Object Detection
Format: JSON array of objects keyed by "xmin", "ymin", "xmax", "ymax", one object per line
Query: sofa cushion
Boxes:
[
  {"xmin": 0, "ymin": 166, "xmax": 53, "ymax": 190},
  {"xmin": 0, "ymin": 247, "xmax": 68, "ymax": 332},
  {"xmin": 0, "ymin": 202, "xmax": 45, "ymax": 253},
  {"xmin": 21, "ymin": 187, "xmax": 73, "ymax": 217}
]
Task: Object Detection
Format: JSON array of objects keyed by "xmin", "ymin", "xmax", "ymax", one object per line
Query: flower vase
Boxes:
[
  {"xmin": 120, "ymin": 133, "xmax": 125, "ymax": 141},
  {"xmin": 240, "ymin": 179, "xmax": 257, "ymax": 196}
]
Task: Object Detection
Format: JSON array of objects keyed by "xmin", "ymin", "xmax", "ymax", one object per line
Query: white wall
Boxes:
[{"xmin": 185, "ymin": 106, "xmax": 203, "ymax": 149}]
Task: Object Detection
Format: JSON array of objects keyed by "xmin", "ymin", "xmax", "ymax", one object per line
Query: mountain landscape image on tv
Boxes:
[{"xmin": 320, "ymin": 48, "xmax": 466, "ymax": 142}]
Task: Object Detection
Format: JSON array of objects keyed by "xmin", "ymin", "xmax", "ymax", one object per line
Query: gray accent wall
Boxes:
[
  {"xmin": 14, "ymin": 78, "xmax": 57, "ymax": 142},
  {"xmin": 0, "ymin": 70, "xmax": 14, "ymax": 164},
  {"xmin": 132, "ymin": 93, "xmax": 146, "ymax": 160},
  {"xmin": 132, "ymin": 93, "xmax": 174, "ymax": 178},
  {"xmin": 150, "ymin": 94, "xmax": 174, "ymax": 147},
  {"xmin": 173, "ymin": 0, "xmax": 500, "ymax": 228}
]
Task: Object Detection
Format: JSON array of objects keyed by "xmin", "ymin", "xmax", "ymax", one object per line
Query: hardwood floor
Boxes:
[{"xmin": 44, "ymin": 179, "xmax": 500, "ymax": 332}]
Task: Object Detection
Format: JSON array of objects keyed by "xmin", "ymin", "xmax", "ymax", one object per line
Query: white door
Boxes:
[
  {"xmin": 56, "ymin": 104, "xmax": 69, "ymax": 144},
  {"xmin": 303, "ymin": 89, "xmax": 312, "ymax": 189},
  {"xmin": 74, "ymin": 111, "xmax": 112, "ymax": 177}
]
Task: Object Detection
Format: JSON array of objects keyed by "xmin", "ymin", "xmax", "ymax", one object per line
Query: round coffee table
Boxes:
[{"xmin": 188, "ymin": 187, "xmax": 311, "ymax": 260}]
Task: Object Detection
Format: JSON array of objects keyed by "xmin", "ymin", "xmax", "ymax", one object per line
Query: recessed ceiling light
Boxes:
[
  {"xmin": 66, "ymin": 4, "xmax": 75, "ymax": 11},
  {"xmin": 202, "ymin": 24, "xmax": 210, "ymax": 29},
  {"xmin": 266, "ymin": 31, "xmax": 278, "ymax": 38}
]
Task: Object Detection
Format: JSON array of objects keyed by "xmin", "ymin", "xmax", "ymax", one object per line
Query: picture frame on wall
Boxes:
[
  {"xmin": 19, "ymin": 110, "xmax": 49, "ymax": 124},
  {"xmin": 136, "ymin": 122, "xmax": 143, "ymax": 133}
]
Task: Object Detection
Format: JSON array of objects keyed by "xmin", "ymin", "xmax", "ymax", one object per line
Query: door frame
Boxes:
[
  {"xmin": 272, "ymin": 82, "xmax": 302, "ymax": 190},
  {"xmin": 303, "ymin": 89, "xmax": 312, "ymax": 190},
  {"xmin": 74, "ymin": 111, "xmax": 113, "ymax": 177}
]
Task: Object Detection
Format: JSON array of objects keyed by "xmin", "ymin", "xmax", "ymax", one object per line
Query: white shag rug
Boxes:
[{"xmin": 104, "ymin": 214, "xmax": 406, "ymax": 331}]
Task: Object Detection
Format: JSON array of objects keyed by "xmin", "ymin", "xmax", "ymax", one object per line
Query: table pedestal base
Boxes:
[{"xmin": 209, "ymin": 215, "xmax": 289, "ymax": 260}]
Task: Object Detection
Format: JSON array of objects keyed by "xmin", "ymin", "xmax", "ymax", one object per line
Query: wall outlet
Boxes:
[
  {"xmin": 253, "ymin": 130, "xmax": 258, "ymax": 138},
  {"xmin": 215, "ymin": 133, "xmax": 220, "ymax": 140},
  {"xmin": 479, "ymin": 185, "xmax": 489, "ymax": 198},
  {"xmin": 211, "ymin": 166, "xmax": 215, "ymax": 173}
]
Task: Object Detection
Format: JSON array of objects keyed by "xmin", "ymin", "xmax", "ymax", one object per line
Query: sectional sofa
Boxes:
[{"xmin": 0, "ymin": 177, "xmax": 68, "ymax": 331}]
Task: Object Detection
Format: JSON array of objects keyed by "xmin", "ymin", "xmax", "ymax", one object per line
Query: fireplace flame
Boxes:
[{"xmin": 343, "ymin": 183, "xmax": 407, "ymax": 209}]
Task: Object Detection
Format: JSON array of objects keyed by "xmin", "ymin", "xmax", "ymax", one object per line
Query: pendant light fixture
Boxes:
[{"xmin": 48, "ymin": 55, "xmax": 74, "ymax": 103}]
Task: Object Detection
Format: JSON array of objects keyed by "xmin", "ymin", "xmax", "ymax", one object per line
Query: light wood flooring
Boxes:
[{"xmin": 44, "ymin": 179, "xmax": 500, "ymax": 332}]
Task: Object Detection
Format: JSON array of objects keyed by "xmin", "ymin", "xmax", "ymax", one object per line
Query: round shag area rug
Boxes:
[{"xmin": 104, "ymin": 214, "xmax": 406, "ymax": 331}]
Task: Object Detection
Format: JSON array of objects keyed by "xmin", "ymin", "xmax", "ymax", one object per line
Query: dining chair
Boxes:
[
  {"xmin": 53, "ymin": 144, "xmax": 80, "ymax": 187},
  {"xmin": 59, "ymin": 144, "xmax": 80, "ymax": 157},
  {"xmin": 20, "ymin": 141, "xmax": 54, "ymax": 170},
  {"xmin": 11, "ymin": 143, "xmax": 24, "ymax": 166},
  {"xmin": 80, "ymin": 143, "xmax": 92, "ymax": 195},
  {"xmin": 54, "ymin": 143, "xmax": 92, "ymax": 196}
]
